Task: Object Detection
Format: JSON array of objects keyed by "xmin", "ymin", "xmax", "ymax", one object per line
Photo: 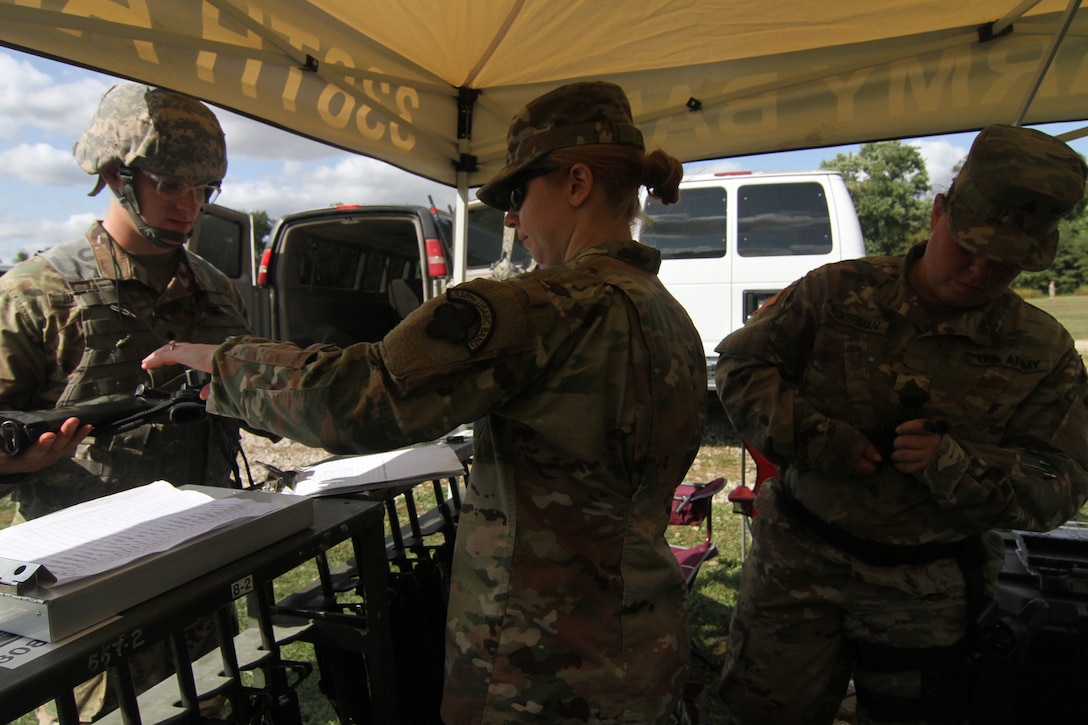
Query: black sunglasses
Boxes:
[{"xmin": 509, "ymin": 166, "xmax": 560, "ymax": 212}]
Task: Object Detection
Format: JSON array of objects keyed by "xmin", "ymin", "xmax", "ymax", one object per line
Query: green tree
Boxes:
[
  {"xmin": 247, "ymin": 209, "xmax": 274, "ymax": 251},
  {"xmin": 1017, "ymin": 206, "xmax": 1088, "ymax": 294},
  {"xmin": 821, "ymin": 141, "xmax": 931, "ymax": 256}
]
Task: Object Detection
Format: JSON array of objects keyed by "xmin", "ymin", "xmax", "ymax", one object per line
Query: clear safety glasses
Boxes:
[{"xmin": 141, "ymin": 169, "xmax": 222, "ymax": 204}]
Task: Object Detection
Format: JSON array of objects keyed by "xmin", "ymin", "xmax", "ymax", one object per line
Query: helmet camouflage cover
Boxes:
[{"xmin": 73, "ymin": 83, "xmax": 227, "ymax": 185}]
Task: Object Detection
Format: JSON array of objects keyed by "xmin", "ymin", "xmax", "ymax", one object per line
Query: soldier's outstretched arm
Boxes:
[{"xmin": 143, "ymin": 342, "xmax": 217, "ymax": 399}]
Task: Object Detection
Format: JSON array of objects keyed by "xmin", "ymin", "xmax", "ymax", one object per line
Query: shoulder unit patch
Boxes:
[{"xmin": 425, "ymin": 287, "xmax": 495, "ymax": 353}]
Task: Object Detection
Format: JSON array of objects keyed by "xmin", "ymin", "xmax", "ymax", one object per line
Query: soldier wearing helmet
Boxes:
[
  {"xmin": 73, "ymin": 82, "xmax": 228, "ymax": 249},
  {"xmin": 0, "ymin": 83, "xmax": 253, "ymax": 722}
]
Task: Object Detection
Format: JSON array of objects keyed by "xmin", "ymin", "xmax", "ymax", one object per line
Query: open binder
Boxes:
[{"xmin": 0, "ymin": 482, "xmax": 313, "ymax": 642}]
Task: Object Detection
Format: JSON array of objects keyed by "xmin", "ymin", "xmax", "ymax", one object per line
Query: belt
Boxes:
[{"xmin": 780, "ymin": 487, "xmax": 977, "ymax": 568}]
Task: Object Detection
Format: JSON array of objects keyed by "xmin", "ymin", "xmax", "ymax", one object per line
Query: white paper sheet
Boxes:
[
  {"xmin": 292, "ymin": 445, "xmax": 466, "ymax": 497},
  {"xmin": 0, "ymin": 481, "xmax": 275, "ymax": 586}
]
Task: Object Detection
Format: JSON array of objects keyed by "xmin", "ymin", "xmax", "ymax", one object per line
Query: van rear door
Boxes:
[
  {"xmin": 264, "ymin": 206, "xmax": 446, "ymax": 347},
  {"xmin": 730, "ymin": 176, "xmax": 842, "ymax": 322},
  {"xmin": 188, "ymin": 203, "xmax": 266, "ymax": 333}
]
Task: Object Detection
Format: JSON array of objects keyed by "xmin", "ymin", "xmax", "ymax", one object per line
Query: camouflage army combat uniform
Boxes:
[
  {"xmin": 202, "ymin": 239, "xmax": 708, "ymax": 723},
  {"xmin": 0, "ymin": 224, "xmax": 251, "ymax": 720},
  {"xmin": 0, "ymin": 224, "xmax": 251, "ymax": 518},
  {"xmin": 715, "ymin": 245, "xmax": 1088, "ymax": 722}
]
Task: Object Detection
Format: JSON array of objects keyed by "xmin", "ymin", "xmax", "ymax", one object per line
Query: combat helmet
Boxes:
[{"xmin": 73, "ymin": 83, "xmax": 227, "ymax": 247}]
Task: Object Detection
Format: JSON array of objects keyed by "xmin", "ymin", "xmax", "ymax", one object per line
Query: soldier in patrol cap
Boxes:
[
  {"xmin": 713, "ymin": 124, "xmax": 1088, "ymax": 724},
  {"xmin": 0, "ymin": 83, "xmax": 252, "ymax": 722},
  {"xmin": 144, "ymin": 80, "xmax": 708, "ymax": 724}
]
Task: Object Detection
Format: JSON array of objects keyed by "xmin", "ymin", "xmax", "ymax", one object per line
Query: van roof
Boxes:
[{"xmin": 680, "ymin": 168, "xmax": 843, "ymax": 183}]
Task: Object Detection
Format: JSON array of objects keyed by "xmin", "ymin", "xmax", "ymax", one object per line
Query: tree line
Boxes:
[{"xmin": 820, "ymin": 141, "xmax": 1088, "ymax": 295}]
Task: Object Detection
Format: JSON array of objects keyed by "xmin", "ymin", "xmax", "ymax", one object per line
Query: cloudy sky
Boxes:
[{"xmin": 1, "ymin": 47, "xmax": 1087, "ymax": 264}]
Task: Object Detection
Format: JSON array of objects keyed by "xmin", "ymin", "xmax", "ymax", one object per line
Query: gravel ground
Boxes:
[{"xmin": 235, "ymin": 432, "xmax": 329, "ymax": 487}]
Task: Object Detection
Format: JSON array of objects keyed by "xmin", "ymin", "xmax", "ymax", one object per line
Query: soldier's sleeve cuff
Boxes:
[
  {"xmin": 811, "ymin": 420, "xmax": 870, "ymax": 476},
  {"xmin": 919, "ymin": 434, "xmax": 970, "ymax": 499}
]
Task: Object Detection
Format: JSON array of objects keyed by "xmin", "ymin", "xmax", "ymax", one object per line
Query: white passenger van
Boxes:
[
  {"xmin": 466, "ymin": 169, "xmax": 865, "ymax": 389},
  {"xmin": 637, "ymin": 170, "xmax": 866, "ymax": 389}
]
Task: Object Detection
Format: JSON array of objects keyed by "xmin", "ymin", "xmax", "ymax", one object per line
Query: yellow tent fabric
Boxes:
[{"xmin": 1, "ymin": 0, "xmax": 1086, "ymax": 191}]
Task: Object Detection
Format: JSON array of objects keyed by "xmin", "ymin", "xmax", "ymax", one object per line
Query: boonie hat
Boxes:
[
  {"xmin": 476, "ymin": 81, "xmax": 645, "ymax": 210},
  {"xmin": 947, "ymin": 124, "xmax": 1086, "ymax": 271},
  {"xmin": 74, "ymin": 83, "xmax": 227, "ymax": 195}
]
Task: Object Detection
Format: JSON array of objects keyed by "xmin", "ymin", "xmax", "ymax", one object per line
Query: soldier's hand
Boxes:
[
  {"xmin": 0, "ymin": 417, "xmax": 92, "ymax": 474},
  {"xmin": 142, "ymin": 342, "xmax": 216, "ymax": 400},
  {"xmin": 890, "ymin": 418, "xmax": 943, "ymax": 474},
  {"xmin": 852, "ymin": 443, "xmax": 882, "ymax": 476}
]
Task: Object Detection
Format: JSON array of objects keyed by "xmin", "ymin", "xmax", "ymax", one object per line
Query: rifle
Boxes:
[{"xmin": 0, "ymin": 371, "xmax": 209, "ymax": 456}]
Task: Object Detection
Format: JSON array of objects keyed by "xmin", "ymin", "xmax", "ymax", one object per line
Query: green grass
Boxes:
[{"xmin": 1027, "ymin": 294, "xmax": 1088, "ymax": 340}]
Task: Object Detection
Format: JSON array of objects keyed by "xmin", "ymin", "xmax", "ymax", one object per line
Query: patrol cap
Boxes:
[
  {"xmin": 73, "ymin": 83, "xmax": 227, "ymax": 192},
  {"xmin": 476, "ymin": 81, "xmax": 644, "ymax": 210},
  {"xmin": 947, "ymin": 124, "xmax": 1086, "ymax": 272}
]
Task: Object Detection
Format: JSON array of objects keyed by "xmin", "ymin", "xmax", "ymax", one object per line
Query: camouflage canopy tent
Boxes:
[{"xmin": 2, "ymin": 0, "xmax": 1086, "ymax": 276}]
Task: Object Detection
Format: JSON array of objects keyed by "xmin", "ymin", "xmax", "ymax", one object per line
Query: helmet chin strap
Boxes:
[{"xmin": 115, "ymin": 167, "xmax": 188, "ymax": 249}]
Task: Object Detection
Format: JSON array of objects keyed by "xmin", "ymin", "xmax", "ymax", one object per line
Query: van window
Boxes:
[
  {"xmin": 299, "ymin": 237, "xmax": 363, "ymax": 289},
  {"xmin": 641, "ymin": 187, "xmax": 727, "ymax": 259},
  {"xmin": 360, "ymin": 249, "xmax": 386, "ymax": 291},
  {"xmin": 737, "ymin": 182, "xmax": 832, "ymax": 257},
  {"xmin": 196, "ymin": 212, "xmax": 244, "ymax": 277},
  {"xmin": 467, "ymin": 205, "xmax": 531, "ymax": 269}
]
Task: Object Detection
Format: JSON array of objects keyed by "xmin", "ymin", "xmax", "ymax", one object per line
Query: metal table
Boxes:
[{"xmin": 0, "ymin": 496, "xmax": 396, "ymax": 724}]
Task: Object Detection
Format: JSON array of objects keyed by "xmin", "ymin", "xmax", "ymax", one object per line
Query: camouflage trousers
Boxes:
[{"xmin": 718, "ymin": 479, "xmax": 1003, "ymax": 725}]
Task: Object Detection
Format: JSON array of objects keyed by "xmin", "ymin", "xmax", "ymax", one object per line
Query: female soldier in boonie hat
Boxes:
[{"xmin": 143, "ymin": 80, "xmax": 707, "ymax": 724}]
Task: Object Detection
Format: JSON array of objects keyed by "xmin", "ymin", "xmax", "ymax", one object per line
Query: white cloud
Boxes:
[
  {"xmin": 911, "ymin": 138, "xmax": 968, "ymax": 192},
  {"xmin": 0, "ymin": 212, "xmax": 96, "ymax": 263},
  {"xmin": 218, "ymin": 154, "xmax": 458, "ymax": 220},
  {"xmin": 683, "ymin": 158, "xmax": 744, "ymax": 177},
  {"xmin": 0, "ymin": 143, "xmax": 87, "ymax": 186},
  {"xmin": 0, "ymin": 51, "xmax": 111, "ymax": 141},
  {"xmin": 0, "ymin": 50, "xmax": 338, "ymax": 166}
]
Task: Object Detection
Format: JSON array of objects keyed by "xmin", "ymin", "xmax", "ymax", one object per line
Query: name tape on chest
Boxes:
[
  {"xmin": 967, "ymin": 351, "xmax": 1047, "ymax": 372},
  {"xmin": 827, "ymin": 305, "xmax": 889, "ymax": 334}
]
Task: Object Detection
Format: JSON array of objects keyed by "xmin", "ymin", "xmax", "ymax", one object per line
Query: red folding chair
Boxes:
[
  {"xmin": 669, "ymin": 477, "xmax": 728, "ymax": 669},
  {"xmin": 669, "ymin": 477, "xmax": 728, "ymax": 590},
  {"xmin": 728, "ymin": 442, "xmax": 781, "ymax": 560}
]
